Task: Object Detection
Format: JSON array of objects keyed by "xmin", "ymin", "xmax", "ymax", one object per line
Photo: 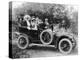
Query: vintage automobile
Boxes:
[{"xmin": 13, "ymin": 16, "xmax": 76, "ymax": 55}]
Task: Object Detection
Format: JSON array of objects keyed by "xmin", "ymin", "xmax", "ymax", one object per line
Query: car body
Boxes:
[{"xmin": 13, "ymin": 22, "xmax": 76, "ymax": 55}]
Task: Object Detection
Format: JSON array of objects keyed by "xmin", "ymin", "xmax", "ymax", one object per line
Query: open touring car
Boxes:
[{"xmin": 12, "ymin": 15, "xmax": 76, "ymax": 55}]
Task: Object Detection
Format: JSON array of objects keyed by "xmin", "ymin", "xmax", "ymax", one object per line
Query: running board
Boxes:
[{"xmin": 29, "ymin": 43, "xmax": 56, "ymax": 48}]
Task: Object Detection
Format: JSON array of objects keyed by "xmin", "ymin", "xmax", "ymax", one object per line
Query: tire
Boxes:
[
  {"xmin": 17, "ymin": 34, "xmax": 29, "ymax": 49},
  {"xmin": 58, "ymin": 38, "xmax": 73, "ymax": 54},
  {"xmin": 40, "ymin": 29, "xmax": 53, "ymax": 45}
]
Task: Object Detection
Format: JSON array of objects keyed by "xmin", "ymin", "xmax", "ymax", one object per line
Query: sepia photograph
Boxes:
[{"xmin": 9, "ymin": 1, "xmax": 78, "ymax": 59}]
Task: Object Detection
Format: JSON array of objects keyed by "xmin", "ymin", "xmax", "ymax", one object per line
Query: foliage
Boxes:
[{"xmin": 10, "ymin": 2, "xmax": 78, "ymax": 34}]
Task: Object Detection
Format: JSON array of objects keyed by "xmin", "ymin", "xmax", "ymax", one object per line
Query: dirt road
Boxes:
[{"xmin": 11, "ymin": 43, "xmax": 78, "ymax": 58}]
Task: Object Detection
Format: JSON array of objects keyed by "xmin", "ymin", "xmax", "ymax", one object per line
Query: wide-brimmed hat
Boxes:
[
  {"xmin": 24, "ymin": 15, "xmax": 31, "ymax": 20},
  {"xmin": 45, "ymin": 18, "xmax": 48, "ymax": 21}
]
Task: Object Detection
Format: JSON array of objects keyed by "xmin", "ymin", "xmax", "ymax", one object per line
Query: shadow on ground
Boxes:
[{"xmin": 11, "ymin": 44, "xmax": 78, "ymax": 59}]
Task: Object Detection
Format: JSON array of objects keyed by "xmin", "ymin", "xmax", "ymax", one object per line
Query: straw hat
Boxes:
[
  {"xmin": 45, "ymin": 18, "xmax": 48, "ymax": 21},
  {"xmin": 24, "ymin": 15, "xmax": 31, "ymax": 21}
]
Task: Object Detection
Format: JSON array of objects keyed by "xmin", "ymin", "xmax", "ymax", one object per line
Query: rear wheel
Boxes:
[
  {"xmin": 17, "ymin": 34, "xmax": 29, "ymax": 49},
  {"xmin": 40, "ymin": 29, "xmax": 53, "ymax": 45},
  {"xmin": 58, "ymin": 38, "xmax": 72, "ymax": 54}
]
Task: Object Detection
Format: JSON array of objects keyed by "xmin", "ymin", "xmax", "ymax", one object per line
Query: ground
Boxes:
[{"xmin": 11, "ymin": 40, "xmax": 78, "ymax": 58}]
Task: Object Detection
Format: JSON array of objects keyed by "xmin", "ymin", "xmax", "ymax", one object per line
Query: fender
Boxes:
[{"xmin": 53, "ymin": 28, "xmax": 76, "ymax": 48}]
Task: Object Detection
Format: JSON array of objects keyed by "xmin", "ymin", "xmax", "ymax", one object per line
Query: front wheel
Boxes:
[
  {"xmin": 58, "ymin": 38, "xmax": 73, "ymax": 54},
  {"xmin": 17, "ymin": 34, "xmax": 29, "ymax": 49}
]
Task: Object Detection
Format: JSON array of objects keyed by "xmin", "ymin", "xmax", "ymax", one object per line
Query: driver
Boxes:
[{"xmin": 44, "ymin": 18, "xmax": 49, "ymax": 28}]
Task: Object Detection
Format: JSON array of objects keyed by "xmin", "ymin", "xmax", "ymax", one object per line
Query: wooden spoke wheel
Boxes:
[
  {"xmin": 58, "ymin": 38, "xmax": 73, "ymax": 54},
  {"xmin": 40, "ymin": 29, "xmax": 53, "ymax": 45},
  {"xmin": 17, "ymin": 34, "xmax": 29, "ymax": 49}
]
